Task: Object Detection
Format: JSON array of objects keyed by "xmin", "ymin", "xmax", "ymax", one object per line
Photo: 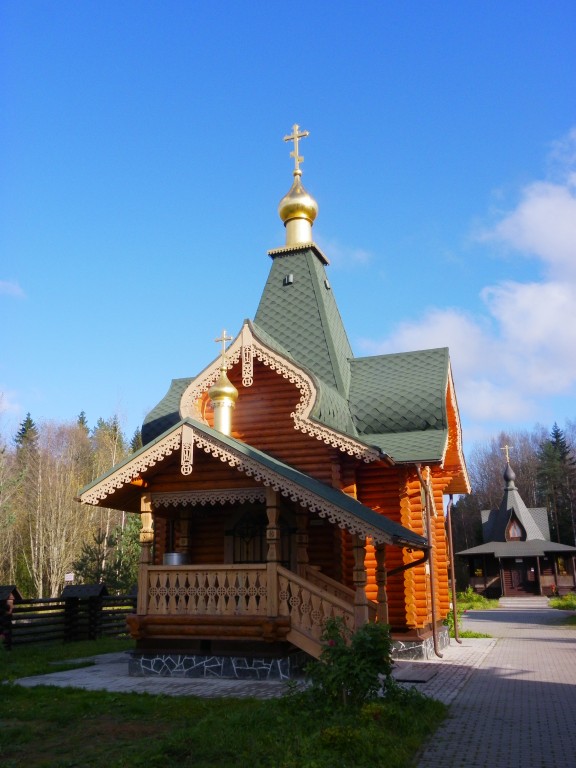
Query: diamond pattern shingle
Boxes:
[
  {"xmin": 142, "ymin": 377, "xmax": 192, "ymax": 444},
  {"xmin": 349, "ymin": 349, "xmax": 449, "ymax": 435},
  {"xmin": 141, "ymin": 246, "xmax": 456, "ymax": 467},
  {"xmin": 254, "ymin": 247, "xmax": 352, "ymax": 396}
]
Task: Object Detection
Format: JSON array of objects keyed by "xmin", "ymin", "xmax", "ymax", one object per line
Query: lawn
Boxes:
[{"xmin": 0, "ymin": 640, "xmax": 446, "ymax": 768}]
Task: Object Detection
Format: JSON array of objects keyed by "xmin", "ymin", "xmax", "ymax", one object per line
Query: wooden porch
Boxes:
[{"xmin": 128, "ymin": 562, "xmax": 378, "ymax": 659}]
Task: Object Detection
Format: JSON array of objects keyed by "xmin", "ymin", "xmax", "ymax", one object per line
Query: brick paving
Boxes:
[{"xmin": 415, "ymin": 608, "xmax": 576, "ymax": 768}]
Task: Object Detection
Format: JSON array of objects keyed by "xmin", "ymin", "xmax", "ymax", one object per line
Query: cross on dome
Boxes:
[
  {"xmin": 215, "ymin": 330, "xmax": 233, "ymax": 365},
  {"xmin": 283, "ymin": 123, "xmax": 310, "ymax": 175},
  {"xmin": 500, "ymin": 444, "xmax": 513, "ymax": 463}
]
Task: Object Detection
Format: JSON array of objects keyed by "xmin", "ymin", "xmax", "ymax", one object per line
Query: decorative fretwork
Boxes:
[
  {"xmin": 145, "ymin": 566, "xmax": 268, "ymax": 617},
  {"xmin": 81, "ymin": 431, "xmax": 182, "ymax": 505},
  {"xmin": 241, "ymin": 323, "xmax": 254, "ymax": 387},
  {"xmin": 277, "ymin": 565, "xmax": 355, "ymax": 641},
  {"xmin": 179, "ymin": 322, "xmax": 379, "ymax": 463},
  {"xmin": 181, "ymin": 423, "xmax": 194, "ymax": 475},
  {"xmin": 189, "ymin": 429, "xmax": 391, "ymax": 544},
  {"xmin": 152, "ymin": 488, "xmax": 266, "ymax": 508},
  {"xmin": 81, "ymin": 415, "xmax": 388, "ymax": 542}
]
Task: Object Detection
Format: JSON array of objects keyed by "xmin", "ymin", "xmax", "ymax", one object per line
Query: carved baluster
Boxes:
[
  {"xmin": 247, "ymin": 570, "xmax": 258, "ymax": 614},
  {"xmin": 207, "ymin": 571, "xmax": 217, "ymax": 614},
  {"xmin": 278, "ymin": 574, "xmax": 289, "ymax": 616}
]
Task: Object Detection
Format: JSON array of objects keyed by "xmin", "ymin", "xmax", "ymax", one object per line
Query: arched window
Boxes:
[{"xmin": 506, "ymin": 517, "xmax": 524, "ymax": 541}]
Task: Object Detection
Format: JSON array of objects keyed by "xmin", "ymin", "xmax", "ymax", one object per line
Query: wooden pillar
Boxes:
[
  {"xmin": 352, "ymin": 534, "xmax": 369, "ymax": 628},
  {"xmin": 296, "ymin": 509, "xmax": 309, "ymax": 577},
  {"xmin": 374, "ymin": 542, "xmax": 388, "ymax": 624},
  {"xmin": 138, "ymin": 493, "xmax": 154, "ymax": 615},
  {"xmin": 266, "ymin": 488, "xmax": 280, "ymax": 618},
  {"xmin": 535, "ymin": 556, "xmax": 542, "ymax": 596}
]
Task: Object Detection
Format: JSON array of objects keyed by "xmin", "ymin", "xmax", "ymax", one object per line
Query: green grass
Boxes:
[
  {"xmin": 0, "ymin": 640, "xmax": 446, "ymax": 768},
  {"xmin": 0, "ymin": 637, "xmax": 135, "ymax": 682}
]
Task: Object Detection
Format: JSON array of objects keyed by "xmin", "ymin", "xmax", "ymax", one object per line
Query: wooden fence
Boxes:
[{"xmin": 0, "ymin": 586, "xmax": 136, "ymax": 650}]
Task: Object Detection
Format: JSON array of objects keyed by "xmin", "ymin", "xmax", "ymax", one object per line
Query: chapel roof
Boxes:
[
  {"xmin": 141, "ymin": 126, "xmax": 468, "ymax": 483},
  {"xmin": 79, "ymin": 417, "xmax": 428, "ymax": 550},
  {"xmin": 481, "ymin": 461, "xmax": 550, "ymax": 543}
]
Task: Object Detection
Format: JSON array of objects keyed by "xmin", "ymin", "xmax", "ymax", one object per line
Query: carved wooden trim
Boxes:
[
  {"xmin": 80, "ymin": 431, "xmax": 182, "ymax": 505},
  {"xmin": 152, "ymin": 488, "xmax": 266, "ymax": 508},
  {"xmin": 179, "ymin": 322, "xmax": 379, "ymax": 463}
]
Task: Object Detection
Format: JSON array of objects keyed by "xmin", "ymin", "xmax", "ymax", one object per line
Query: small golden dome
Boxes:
[
  {"xmin": 208, "ymin": 366, "xmax": 239, "ymax": 404},
  {"xmin": 278, "ymin": 172, "xmax": 319, "ymax": 224}
]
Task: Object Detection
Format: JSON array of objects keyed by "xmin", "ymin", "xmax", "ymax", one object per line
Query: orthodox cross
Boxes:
[
  {"xmin": 215, "ymin": 330, "xmax": 232, "ymax": 364},
  {"xmin": 501, "ymin": 444, "xmax": 513, "ymax": 463},
  {"xmin": 284, "ymin": 123, "xmax": 309, "ymax": 174}
]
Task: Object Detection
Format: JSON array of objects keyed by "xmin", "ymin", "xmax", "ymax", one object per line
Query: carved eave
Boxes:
[
  {"xmin": 77, "ymin": 419, "xmax": 426, "ymax": 550},
  {"xmin": 443, "ymin": 363, "xmax": 470, "ymax": 494},
  {"xmin": 179, "ymin": 321, "xmax": 381, "ymax": 463}
]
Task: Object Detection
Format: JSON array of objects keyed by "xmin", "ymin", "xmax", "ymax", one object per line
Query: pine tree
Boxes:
[
  {"xmin": 130, "ymin": 427, "xmax": 143, "ymax": 453},
  {"xmin": 77, "ymin": 411, "xmax": 90, "ymax": 434},
  {"xmin": 14, "ymin": 413, "xmax": 39, "ymax": 451},
  {"xmin": 537, "ymin": 424, "xmax": 576, "ymax": 545}
]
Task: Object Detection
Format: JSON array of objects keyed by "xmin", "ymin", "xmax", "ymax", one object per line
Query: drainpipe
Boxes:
[
  {"xmin": 415, "ymin": 464, "xmax": 443, "ymax": 658},
  {"xmin": 446, "ymin": 495, "xmax": 461, "ymax": 644}
]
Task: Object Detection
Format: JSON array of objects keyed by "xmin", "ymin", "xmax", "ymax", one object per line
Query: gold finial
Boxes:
[
  {"xmin": 501, "ymin": 444, "xmax": 513, "ymax": 463},
  {"xmin": 209, "ymin": 330, "xmax": 238, "ymax": 436},
  {"xmin": 284, "ymin": 123, "xmax": 309, "ymax": 176},
  {"xmin": 278, "ymin": 123, "xmax": 318, "ymax": 246}
]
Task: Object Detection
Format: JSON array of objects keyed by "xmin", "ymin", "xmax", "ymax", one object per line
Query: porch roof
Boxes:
[
  {"xmin": 78, "ymin": 418, "xmax": 428, "ymax": 551},
  {"xmin": 457, "ymin": 540, "xmax": 576, "ymax": 558}
]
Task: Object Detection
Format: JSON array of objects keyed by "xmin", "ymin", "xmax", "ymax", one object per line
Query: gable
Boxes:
[{"xmin": 78, "ymin": 419, "xmax": 427, "ymax": 550}]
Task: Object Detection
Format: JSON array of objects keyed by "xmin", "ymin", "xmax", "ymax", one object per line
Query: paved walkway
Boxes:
[
  {"xmin": 13, "ymin": 607, "xmax": 576, "ymax": 766},
  {"xmin": 415, "ymin": 608, "xmax": 576, "ymax": 768}
]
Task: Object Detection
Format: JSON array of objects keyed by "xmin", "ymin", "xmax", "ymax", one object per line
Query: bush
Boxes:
[
  {"xmin": 305, "ymin": 618, "xmax": 393, "ymax": 708},
  {"xmin": 550, "ymin": 592, "xmax": 576, "ymax": 611},
  {"xmin": 456, "ymin": 586, "xmax": 498, "ymax": 610}
]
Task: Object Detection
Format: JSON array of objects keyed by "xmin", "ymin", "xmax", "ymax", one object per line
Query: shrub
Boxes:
[
  {"xmin": 305, "ymin": 618, "xmax": 393, "ymax": 708},
  {"xmin": 550, "ymin": 592, "xmax": 576, "ymax": 611}
]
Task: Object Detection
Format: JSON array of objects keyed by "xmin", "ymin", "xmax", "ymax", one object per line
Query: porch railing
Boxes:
[
  {"xmin": 141, "ymin": 565, "xmax": 268, "ymax": 617},
  {"xmin": 138, "ymin": 563, "xmax": 357, "ymax": 657}
]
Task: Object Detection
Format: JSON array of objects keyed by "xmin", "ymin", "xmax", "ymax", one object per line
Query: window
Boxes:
[
  {"xmin": 506, "ymin": 517, "xmax": 524, "ymax": 541},
  {"xmin": 227, "ymin": 509, "xmax": 293, "ymax": 567}
]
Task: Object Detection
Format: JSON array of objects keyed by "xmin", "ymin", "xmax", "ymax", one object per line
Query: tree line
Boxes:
[
  {"xmin": 0, "ymin": 412, "xmax": 142, "ymax": 597},
  {"xmin": 452, "ymin": 421, "xmax": 576, "ymax": 557},
  {"xmin": 1, "ymin": 408, "xmax": 574, "ymax": 598}
]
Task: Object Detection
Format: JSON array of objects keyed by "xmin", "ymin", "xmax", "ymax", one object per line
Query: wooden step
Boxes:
[{"xmin": 498, "ymin": 596, "xmax": 550, "ymax": 609}]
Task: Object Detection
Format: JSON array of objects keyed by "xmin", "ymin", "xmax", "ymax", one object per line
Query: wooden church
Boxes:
[
  {"xmin": 78, "ymin": 125, "xmax": 470, "ymax": 677},
  {"xmin": 458, "ymin": 453, "xmax": 576, "ymax": 598}
]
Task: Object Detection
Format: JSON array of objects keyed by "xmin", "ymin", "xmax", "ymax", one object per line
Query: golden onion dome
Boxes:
[
  {"xmin": 278, "ymin": 172, "xmax": 319, "ymax": 224},
  {"xmin": 208, "ymin": 366, "xmax": 239, "ymax": 404}
]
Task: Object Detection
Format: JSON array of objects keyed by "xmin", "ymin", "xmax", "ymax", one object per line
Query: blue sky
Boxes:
[{"xmin": 1, "ymin": 1, "xmax": 575, "ymax": 453}]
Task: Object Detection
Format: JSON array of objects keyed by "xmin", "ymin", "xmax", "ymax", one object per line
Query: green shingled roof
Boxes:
[
  {"xmin": 142, "ymin": 243, "xmax": 460, "ymax": 467},
  {"xmin": 254, "ymin": 246, "xmax": 353, "ymax": 396},
  {"xmin": 142, "ymin": 377, "xmax": 192, "ymax": 445},
  {"xmin": 481, "ymin": 464, "xmax": 551, "ymax": 543},
  {"xmin": 79, "ymin": 418, "xmax": 427, "ymax": 549}
]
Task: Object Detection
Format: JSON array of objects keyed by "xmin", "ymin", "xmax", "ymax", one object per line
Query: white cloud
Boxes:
[
  {"xmin": 486, "ymin": 180, "xmax": 576, "ymax": 277},
  {"xmin": 361, "ymin": 127, "xmax": 576, "ymax": 434},
  {"xmin": 315, "ymin": 235, "xmax": 373, "ymax": 268},
  {"xmin": 0, "ymin": 280, "xmax": 25, "ymax": 298}
]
